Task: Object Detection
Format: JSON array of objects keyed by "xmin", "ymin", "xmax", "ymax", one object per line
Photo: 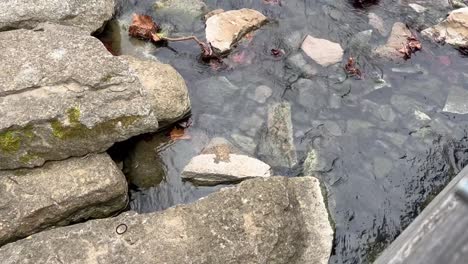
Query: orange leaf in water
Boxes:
[
  {"xmin": 169, "ymin": 127, "xmax": 191, "ymax": 140},
  {"xmin": 128, "ymin": 14, "xmax": 160, "ymax": 41}
]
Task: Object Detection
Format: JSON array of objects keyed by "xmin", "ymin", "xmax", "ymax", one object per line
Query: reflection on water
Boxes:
[{"xmin": 104, "ymin": 0, "xmax": 468, "ymax": 263}]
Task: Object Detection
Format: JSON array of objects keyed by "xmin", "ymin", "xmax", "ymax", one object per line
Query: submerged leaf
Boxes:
[{"xmin": 169, "ymin": 127, "xmax": 191, "ymax": 140}]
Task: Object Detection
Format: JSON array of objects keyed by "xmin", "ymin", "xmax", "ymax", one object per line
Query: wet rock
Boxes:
[
  {"xmin": 348, "ymin": 29, "xmax": 373, "ymax": 55},
  {"xmin": 182, "ymin": 138, "xmax": 272, "ymax": 185},
  {"xmin": 374, "ymin": 22, "xmax": 412, "ymax": 59},
  {"xmin": 368, "ymin": 13, "xmax": 389, "ymax": 36},
  {"xmin": 0, "ymin": 24, "xmax": 159, "ymax": 170},
  {"xmin": 409, "ymin": 3, "xmax": 427, "ymax": 13},
  {"xmin": 239, "ymin": 114, "xmax": 265, "ymax": 137},
  {"xmin": 301, "ymin": 35, "xmax": 344, "ymax": 66},
  {"xmin": 303, "ymin": 148, "xmax": 337, "ymax": 173},
  {"xmin": 443, "ymin": 86, "xmax": 468, "ymax": 114},
  {"xmin": 249, "ymin": 85, "xmax": 273, "ymax": 104},
  {"xmin": 0, "ymin": 153, "xmax": 127, "ymax": 246},
  {"xmin": 205, "ymin": 9, "xmax": 268, "ymax": 53},
  {"xmin": 0, "ymin": 176, "xmax": 333, "ymax": 264},
  {"xmin": 259, "ymin": 102, "xmax": 298, "ymax": 168},
  {"xmin": 231, "ymin": 134, "xmax": 257, "ymax": 155},
  {"xmin": 154, "ymin": 0, "xmax": 206, "ymax": 32},
  {"xmin": 281, "ymin": 31, "xmax": 304, "ymax": 51},
  {"xmin": 422, "ymin": 8, "xmax": 468, "ymax": 47},
  {"xmin": 293, "ymin": 78, "xmax": 328, "ymax": 110},
  {"xmin": 373, "ymin": 156, "xmax": 394, "ymax": 179},
  {"xmin": 195, "ymin": 76, "xmax": 240, "ymax": 110},
  {"xmin": 124, "ymin": 134, "xmax": 169, "ymax": 189},
  {"xmin": 286, "ymin": 52, "xmax": 319, "ymax": 77},
  {"xmin": 122, "ymin": 56, "xmax": 191, "ymax": 124},
  {"xmin": 155, "ymin": 0, "xmax": 206, "ymax": 16},
  {"xmin": 0, "ymin": 0, "xmax": 114, "ymax": 34}
]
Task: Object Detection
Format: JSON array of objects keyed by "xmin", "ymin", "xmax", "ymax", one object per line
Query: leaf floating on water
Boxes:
[
  {"xmin": 169, "ymin": 127, "xmax": 191, "ymax": 141},
  {"xmin": 128, "ymin": 14, "xmax": 160, "ymax": 41}
]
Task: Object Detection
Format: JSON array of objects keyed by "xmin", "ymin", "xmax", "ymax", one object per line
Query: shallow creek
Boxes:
[{"xmin": 100, "ymin": 0, "xmax": 468, "ymax": 263}]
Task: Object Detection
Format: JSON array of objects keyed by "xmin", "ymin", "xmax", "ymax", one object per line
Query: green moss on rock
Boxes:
[
  {"xmin": 0, "ymin": 131, "xmax": 21, "ymax": 153},
  {"xmin": 67, "ymin": 107, "xmax": 81, "ymax": 124},
  {"xmin": 19, "ymin": 152, "xmax": 39, "ymax": 164},
  {"xmin": 51, "ymin": 115, "xmax": 142, "ymax": 140}
]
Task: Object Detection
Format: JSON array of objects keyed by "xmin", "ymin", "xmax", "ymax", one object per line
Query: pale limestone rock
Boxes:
[
  {"xmin": 301, "ymin": 35, "xmax": 344, "ymax": 66},
  {"xmin": 206, "ymin": 8, "xmax": 268, "ymax": 53}
]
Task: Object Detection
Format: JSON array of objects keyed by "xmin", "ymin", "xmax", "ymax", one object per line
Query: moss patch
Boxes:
[
  {"xmin": 51, "ymin": 115, "xmax": 142, "ymax": 140},
  {"xmin": 67, "ymin": 107, "xmax": 81, "ymax": 124},
  {"xmin": 0, "ymin": 131, "xmax": 21, "ymax": 153},
  {"xmin": 19, "ymin": 152, "xmax": 39, "ymax": 164}
]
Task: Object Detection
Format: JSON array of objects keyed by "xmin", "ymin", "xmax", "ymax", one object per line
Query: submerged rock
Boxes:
[
  {"xmin": 0, "ymin": 153, "xmax": 127, "ymax": 246},
  {"xmin": 154, "ymin": 0, "xmax": 207, "ymax": 32},
  {"xmin": 443, "ymin": 86, "xmax": 468, "ymax": 114},
  {"xmin": 0, "ymin": 24, "xmax": 164, "ymax": 170},
  {"xmin": 182, "ymin": 138, "xmax": 271, "ymax": 185},
  {"xmin": 259, "ymin": 102, "xmax": 297, "ymax": 168},
  {"xmin": 122, "ymin": 56, "xmax": 191, "ymax": 124},
  {"xmin": 0, "ymin": 0, "xmax": 115, "ymax": 34},
  {"xmin": 422, "ymin": 8, "xmax": 468, "ymax": 47},
  {"xmin": 374, "ymin": 22, "xmax": 413, "ymax": 59},
  {"xmin": 301, "ymin": 35, "xmax": 344, "ymax": 66},
  {"xmin": 124, "ymin": 134, "xmax": 170, "ymax": 189},
  {"xmin": 0, "ymin": 176, "xmax": 333, "ymax": 264},
  {"xmin": 205, "ymin": 8, "xmax": 268, "ymax": 53}
]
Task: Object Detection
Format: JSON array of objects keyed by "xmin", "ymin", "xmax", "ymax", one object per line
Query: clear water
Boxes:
[{"xmin": 102, "ymin": 0, "xmax": 468, "ymax": 263}]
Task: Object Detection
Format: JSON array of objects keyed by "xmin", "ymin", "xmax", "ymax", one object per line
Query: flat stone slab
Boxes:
[
  {"xmin": 301, "ymin": 35, "xmax": 344, "ymax": 66},
  {"xmin": 0, "ymin": 24, "xmax": 160, "ymax": 169},
  {"xmin": 0, "ymin": 153, "xmax": 127, "ymax": 246},
  {"xmin": 0, "ymin": 176, "xmax": 333, "ymax": 264},
  {"xmin": 206, "ymin": 8, "xmax": 268, "ymax": 53},
  {"xmin": 0, "ymin": 0, "xmax": 115, "ymax": 34},
  {"xmin": 182, "ymin": 138, "xmax": 272, "ymax": 185}
]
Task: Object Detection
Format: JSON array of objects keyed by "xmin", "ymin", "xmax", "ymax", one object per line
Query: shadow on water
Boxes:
[{"xmin": 102, "ymin": 0, "xmax": 468, "ymax": 263}]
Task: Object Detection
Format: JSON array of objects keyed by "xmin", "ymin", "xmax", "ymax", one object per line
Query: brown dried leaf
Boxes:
[
  {"xmin": 128, "ymin": 14, "xmax": 159, "ymax": 41},
  {"xmin": 169, "ymin": 127, "xmax": 191, "ymax": 140},
  {"xmin": 344, "ymin": 57, "xmax": 362, "ymax": 78}
]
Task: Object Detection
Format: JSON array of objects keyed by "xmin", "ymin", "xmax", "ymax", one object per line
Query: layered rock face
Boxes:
[
  {"xmin": 0, "ymin": 177, "xmax": 333, "ymax": 264},
  {"xmin": 0, "ymin": 153, "xmax": 127, "ymax": 246},
  {"xmin": 0, "ymin": 24, "xmax": 160, "ymax": 170},
  {"xmin": 0, "ymin": 0, "xmax": 115, "ymax": 34}
]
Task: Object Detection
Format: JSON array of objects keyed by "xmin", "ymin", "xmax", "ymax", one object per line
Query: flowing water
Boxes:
[{"xmin": 100, "ymin": 0, "xmax": 468, "ymax": 263}]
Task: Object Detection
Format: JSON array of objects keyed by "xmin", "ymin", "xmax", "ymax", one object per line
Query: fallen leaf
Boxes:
[
  {"xmin": 128, "ymin": 14, "xmax": 159, "ymax": 41},
  {"xmin": 169, "ymin": 127, "xmax": 191, "ymax": 140},
  {"xmin": 271, "ymin": 48, "xmax": 284, "ymax": 57},
  {"xmin": 398, "ymin": 34, "xmax": 422, "ymax": 60},
  {"xmin": 344, "ymin": 57, "xmax": 362, "ymax": 79}
]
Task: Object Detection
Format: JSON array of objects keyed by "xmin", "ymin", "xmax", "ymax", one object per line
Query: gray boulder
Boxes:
[
  {"xmin": 182, "ymin": 138, "xmax": 272, "ymax": 185},
  {"xmin": 0, "ymin": 24, "xmax": 161, "ymax": 170},
  {"xmin": 259, "ymin": 102, "xmax": 298, "ymax": 168},
  {"xmin": 0, "ymin": 176, "xmax": 333, "ymax": 264},
  {"xmin": 0, "ymin": 153, "xmax": 127, "ymax": 246},
  {"xmin": 0, "ymin": 0, "xmax": 115, "ymax": 34},
  {"xmin": 122, "ymin": 55, "xmax": 191, "ymax": 125}
]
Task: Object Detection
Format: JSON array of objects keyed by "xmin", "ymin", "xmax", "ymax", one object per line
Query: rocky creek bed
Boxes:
[{"xmin": 2, "ymin": 0, "xmax": 468, "ymax": 263}]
